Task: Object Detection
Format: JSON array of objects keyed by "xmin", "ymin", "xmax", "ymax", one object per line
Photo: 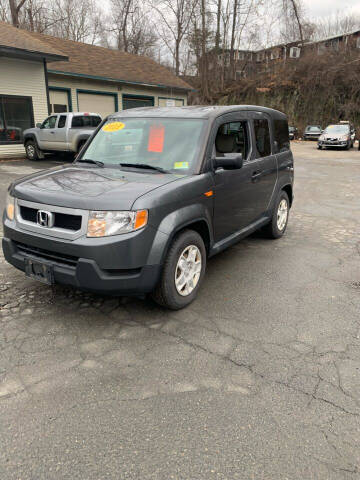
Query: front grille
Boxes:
[
  {"xmin": 20, "ymin": 206, "xmax": 82, "ymax": 231},
  {"xmin": 15, "ymin": 241, "xmax": 78, "ymax": 267}
]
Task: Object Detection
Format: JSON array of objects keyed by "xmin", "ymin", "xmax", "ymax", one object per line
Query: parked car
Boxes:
[
  {"xmin": 303, "ymin": 125, "xmax": 322, "ymax": 140},
  {"xmin": 23, "ymin": 112, "xmax": 102, "ymax": 160},
  {"xmin": 288, "ymin": 126, "xmax": 297, "ymax": 140},
  {"xmin": 318, "ymin": 123, "xmax": 354, "ymax": 150},
  {"xmin": 3, "ymin": 105, "xmax": 294, "ymax": 310}
]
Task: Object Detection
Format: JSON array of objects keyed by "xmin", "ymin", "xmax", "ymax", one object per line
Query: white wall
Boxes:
[{"xmin": 0, "ymin": 58, "xmax": 48, "ymax": 158}]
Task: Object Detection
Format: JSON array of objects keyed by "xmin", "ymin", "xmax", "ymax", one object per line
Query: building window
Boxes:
[
  {"xmin": 0, "ymin": 95, "xmax": 34, "ymax": 144},
  {"xmin": 356, "ymin": 37, "xmax": 360, "ymax": 48},
  {"xmin": 289, "ymin": 47, "xmax": 301, "ymax": 58}
]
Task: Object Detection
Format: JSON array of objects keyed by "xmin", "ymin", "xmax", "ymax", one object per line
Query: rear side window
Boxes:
[
  {"xmin": 71, "ymin": 116, "xmax": 101, "ymax": 128},
  {"xmin": 58, "ymin": 115, "xmax": 66, "ymax": 128},
  {"xmin": 254, "ymin": 119, "xmax": 271, "ymax": 157},
  {"xmin": 274, "ymin": 119, "xmax": 290, "ymax": 152}
]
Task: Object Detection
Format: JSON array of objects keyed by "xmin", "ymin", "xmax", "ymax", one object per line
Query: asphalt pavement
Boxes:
[{"xmin": 0, "ymin": 142, "xmax": 359, "ymax": 479}]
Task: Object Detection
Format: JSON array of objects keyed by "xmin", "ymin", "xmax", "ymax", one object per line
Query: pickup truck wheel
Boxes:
[
  {"xmin": 263, "ymin": 191, "xmax": 289, "ymax": 239},
  {"xmin": 25, "ymin": 140, "xmax": 40, "ymax": 161},
  {"xmin": 152, "ymin": 230, "xmax": 206, "ymax": 310}
]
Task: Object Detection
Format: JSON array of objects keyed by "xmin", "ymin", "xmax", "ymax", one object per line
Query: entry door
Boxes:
[
  {"xmin": 38, "ymin": 115, "xmax": 58, "ymax": 149},
  {"xmin": 250, "ymin": 114, "xmax": 278, "ymax": 217},
  {"xmin": 213, "ymin": 115, "xmax": 260, "ymax": 242}
]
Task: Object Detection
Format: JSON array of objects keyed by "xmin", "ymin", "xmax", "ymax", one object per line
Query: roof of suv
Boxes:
[{"xmin": 109, "ymin": 105, "xmax": 287, "ymax": 120}]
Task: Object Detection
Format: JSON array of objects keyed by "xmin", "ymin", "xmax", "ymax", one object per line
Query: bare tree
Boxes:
[
  {"xmin": 0, "ymin": 0, "xmax": 9, "ymax": 20},
  {"xmin": 49, "ymin": 0, "xmax": 103, "ymax": 44},
  {"xmin": 8, "ymin": 0, "xmax": 27, "ymax": 27},
  {"xmin": 108, "ymin": 0, "xmax": 157, "ymax": 56},
  {"xmin": 312, "ymin": 12, "xmax": 360, "ymax": 41},
  {"xmin": 152, "ymin": 0, "xmax": 198, "ymax": 75}
]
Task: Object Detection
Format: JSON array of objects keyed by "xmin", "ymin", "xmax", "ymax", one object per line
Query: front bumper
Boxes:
[
  {"xmin": 318, "ymin": 140, "xmax": 348, "ymax": 148},
  {"xmin": 2, "ymin": 220, "xmax": 164, "ymax": 295},
  {"xmin": 304, "ymin": 135, "xmax": 320, "ymax": 140}
]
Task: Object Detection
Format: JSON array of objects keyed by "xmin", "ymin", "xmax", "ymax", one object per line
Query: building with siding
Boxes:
[{"xmin": 0, "ymin": 21, "xmax": 192, "ymax": 158}]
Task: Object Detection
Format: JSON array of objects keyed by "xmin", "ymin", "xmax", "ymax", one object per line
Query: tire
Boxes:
[
  {"xmin": 345, "ymin": 142, "xmax": 350, "ymax": 150},
  {"xmin": 317, "ymin": 145, "xmax": 322, "ymax": 150},
  {"xmin": 262, "ymin": 190, "xmax": 290, "ymax": 239},
  {"xmin": 152, "ymin": 229, "xmax": 206, "ymax": 310},
  {"xmin": 25, "ymin": 140, "xmax": 40, "ymax": 161}
]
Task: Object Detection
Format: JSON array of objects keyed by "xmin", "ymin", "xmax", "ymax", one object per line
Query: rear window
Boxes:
[
  {"xmin": 274, "ymin": 119, "xmax": 290, "ymax": 152},
  {"xmin": 71, "ymin": 115, "xmax": 101, "ymax": 128}
]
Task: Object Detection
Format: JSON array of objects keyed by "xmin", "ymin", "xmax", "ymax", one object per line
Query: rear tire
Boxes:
[
  {"xmin": 262, "ymin": 191, "xmax": 290, "ymax": 239},
  {"xmin": 152, "ymin": 230, "xmax": 206, "ymax": 310},
  {"xmin": 25, "ymin": 140, "xmax": 40, "ymax": 161}
]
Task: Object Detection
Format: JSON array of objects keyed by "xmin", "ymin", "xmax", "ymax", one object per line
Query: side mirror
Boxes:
[
  {"xmin": 214, "ymin": 153, "xmax": 243, "ymax": 170},
  {"xmin": 36, "ymin": 123, "xmax": 42, "ymax": 128}
]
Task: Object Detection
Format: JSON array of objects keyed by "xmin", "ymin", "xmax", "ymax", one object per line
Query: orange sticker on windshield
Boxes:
[
  {"xmin": 102, "ymin": 122, "xmax": 125, "ymax": 132},
  {"xmin": 148, "ymin": 125, "xmax": 164, "ymax": 152}
]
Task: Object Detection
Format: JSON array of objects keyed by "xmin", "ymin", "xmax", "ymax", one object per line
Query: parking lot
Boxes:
[{"xmin": 0, "ymin": 141, "xmax": 359, "ymax": 479}]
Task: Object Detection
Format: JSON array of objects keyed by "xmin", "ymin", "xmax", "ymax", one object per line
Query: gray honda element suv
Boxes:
[{"xmin": 3, "ymin": 106, "xmax": 294, "ymax": 309}]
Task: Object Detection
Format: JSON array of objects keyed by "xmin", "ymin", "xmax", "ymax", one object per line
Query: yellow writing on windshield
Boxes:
[{"xmin": 102, "ymin": 122, "xmax": 125, "ymax": 132}]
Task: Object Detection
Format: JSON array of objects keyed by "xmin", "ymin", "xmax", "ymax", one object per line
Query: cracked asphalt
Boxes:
[{"xmin": 0, "ymin": 142, "xmax": 359, "ymax": 479}]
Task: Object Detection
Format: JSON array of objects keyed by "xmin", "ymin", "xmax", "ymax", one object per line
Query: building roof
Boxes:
[
  {"xmin": 27, "ymin": 31, "xmax": 192, "ymax": 92},
  {"xmin": 0, "ymin": 21, "xmax": 67, "ymax": 61},
  {"xmin": 305, "ymin": 29, "xmax": 360, "ymax": 46}
]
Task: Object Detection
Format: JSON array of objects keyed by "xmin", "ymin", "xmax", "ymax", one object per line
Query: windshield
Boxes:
[
  {"xmin": 82, "ymin": 117, "xmax": 207, "ymax": 174},
  {"xmin": 323, "ymin": 124, "xmax": 349, "ymax": 134},
  {"xmin": 306, "ymin": 126, "xmax": 321, "ymax": 132}
]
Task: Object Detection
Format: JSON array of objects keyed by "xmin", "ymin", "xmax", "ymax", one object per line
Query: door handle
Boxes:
[
  {"xmin": 251, "ymin": 170, "xmax": 262, "ymax": 182},
  {"xmin": 50, "ymin": 131, "xmax": 55, "ymax": 134}
]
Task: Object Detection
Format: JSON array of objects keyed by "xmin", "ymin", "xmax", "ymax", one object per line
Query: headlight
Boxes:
[
  {"xmin": 319, "ymin": 135, "xmax": 324, "ymax": 141},
  {"xmin": 87, "ymin": 210, "xmax": 148, "ymax": 237},
  {"xmin": 340, "ymin": 135, "xmax": 348, "ymax": 141},
  {"xmin": 5, "ymin": 192, "xmax": 15, "ymax": 220}
]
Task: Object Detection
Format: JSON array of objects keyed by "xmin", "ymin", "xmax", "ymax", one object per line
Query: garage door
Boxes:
[
  {"xmin": 49, "ymin": 90, "xmax": 69, "ymax": 113},
  {"xmin": 122, "ymin": 95, "xmax": 154, "ymax": 110},
  {"xmin": 78, "ymin": 92, "xmax": 116, "ymax": 118}
]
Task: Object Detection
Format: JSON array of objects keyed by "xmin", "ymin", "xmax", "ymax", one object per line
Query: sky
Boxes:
[{"xmin": 303, "ymin": 0, "xmax": 360, "ymax": 19}]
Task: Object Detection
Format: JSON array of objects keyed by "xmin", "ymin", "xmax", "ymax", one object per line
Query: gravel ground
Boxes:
[{"xmin": 0, "ymin": 142, "xmax": 359, "ymax": 479}]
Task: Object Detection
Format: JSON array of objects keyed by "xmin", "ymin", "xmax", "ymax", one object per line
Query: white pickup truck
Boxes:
[{"xmin": 23, "ymin": 112, "xmax": 102, "ymax": 160}]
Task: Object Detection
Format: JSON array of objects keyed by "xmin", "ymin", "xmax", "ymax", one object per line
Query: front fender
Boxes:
[{"xmin": 146, "ymin": 203, "xmax": 213, "ymax": 265}]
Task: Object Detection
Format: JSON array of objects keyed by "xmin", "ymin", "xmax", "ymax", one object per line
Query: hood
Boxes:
[
  {"xmin": 323, "ymin": 133, "xmax": 347, "ymax": 140},
  {"xmin": 11, "ymin": 165, "xmax": 181, "ymax": 210}
]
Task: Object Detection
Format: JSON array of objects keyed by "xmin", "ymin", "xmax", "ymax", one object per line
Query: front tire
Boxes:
[
  {"xmin": 263, "ymin": 191, "xmax": 290, "ymax": 239},
  {"xmin": 152, "ymin": 230, "xmax": 206, "ymax": 310},
  {"xmin": 25, "ymin": 140, "xmax": 40, "ymax": 161}
]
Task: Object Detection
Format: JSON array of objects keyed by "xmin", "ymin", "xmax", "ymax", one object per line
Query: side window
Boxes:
[
  {"xmin": 71, "ymin": 116, "xmax": 84, "ymax": 128},
  {"xmin": 254, "ymin": 119, "xmax": 271, "ymax": 157},
  {"xmin": 42, "ymin": 116, "xmax": 57, "ymax": 129},
  {"xmin": 72, "ymin": 116, "xmax": 101, "ymax": 128},
  {"xmin": 274, "ymin": 119, "xmax": 290, "ymax": 152},
  {"xmin": 214, "ymin": 121, "xmax": 249, "ymax": 159},
  {"xmin": 91, "ymin": 116, "xmax": 101, "ymax": 127},
  {"xmin": 58, "ymin": 115, "xmax": 66, "ymax": 128}
]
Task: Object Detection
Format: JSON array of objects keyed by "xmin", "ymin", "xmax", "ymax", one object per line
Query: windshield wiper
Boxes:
[
  {"xmin": 119, "ymin": 163, "xmax": 168, "ymax": 173},
  {"xmin": 75, "ymin": 158, "xmax": 105, "ymax": 167}
]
